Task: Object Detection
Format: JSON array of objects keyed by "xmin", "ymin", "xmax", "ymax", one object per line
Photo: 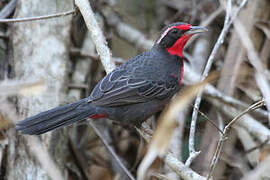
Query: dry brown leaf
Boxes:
[
  {"xmin": 0, "ymin": 80, "xmax": 45, "ymax": 96},
  {"xmin": 137, "ymin": 72, "xmax": 219, "ymax": 180},
  {"xmin": 259, "ymin": 144, "xmax": 270, "ymax": 162},
  {"xmin": 0, "ymin": 113, "xmax": 10, "ymax": 131}
]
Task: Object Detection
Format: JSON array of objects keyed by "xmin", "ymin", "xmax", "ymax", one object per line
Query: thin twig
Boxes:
[
  {"xmin": 207, "ymin": 100, "xmax": 265, "ymax": 180},
  {"xmin": 186, "ymin": 0, "xmax": 247, "ymax": 166},
  {"xmin": 245, "ymin": 138, "xmax": 270, "ymax": 154},
  {"xmin": 75, "ymin": 0, "xmax": 116, "ymax": 73},
  {"xmin": 190, "ymin": 104, "xmax": 224, "ymax": 134},
  {"xmin": 204, "ymin": 85, "xmax": 268, "ymax": 118},
  {"xmin": 227, "ymin": 100, "xmax": 264, "ymax": 128},
  {"xmin": 211, "ymin": 98, "xmax": 270, "ymax": 143},
  {"xmin": 0, "ymin": 9, "xmax": 76, "ymax": 23},
  {"xmin": 89, "ymin": 121, "xmax": 135, "ymax": 180}
]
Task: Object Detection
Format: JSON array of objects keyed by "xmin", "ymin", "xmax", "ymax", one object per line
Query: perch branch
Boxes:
[{"xmin": 75, "ymin": 0, "xmax": 116, "ymax": 73}]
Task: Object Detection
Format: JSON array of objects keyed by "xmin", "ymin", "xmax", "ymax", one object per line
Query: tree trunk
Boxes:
[{"xmin": 6, "ymin": 0, "xmax": 72, "ymax": 179}]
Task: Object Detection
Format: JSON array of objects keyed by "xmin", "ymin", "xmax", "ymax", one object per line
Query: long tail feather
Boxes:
[{"xmin": 16, "ymin": 98, "xmax": 96, "ymax": 135}]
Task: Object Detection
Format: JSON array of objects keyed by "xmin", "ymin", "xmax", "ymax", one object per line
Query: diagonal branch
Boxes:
[
  {"xmin": 75, "ymin": 0, "xmax": 116, "ymax": 73},
  {"xmin": 186, "ymin": 0, "xmax": 247, "ymax": 166},
  {"xmin": 206, "ymin": 100, "xmax": 265, "ymax": 180}
]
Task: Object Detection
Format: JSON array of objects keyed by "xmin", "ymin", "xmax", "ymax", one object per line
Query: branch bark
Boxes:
[{"xmin": 75, "ymin": 0, "xmax": 116, "ymax": 73}]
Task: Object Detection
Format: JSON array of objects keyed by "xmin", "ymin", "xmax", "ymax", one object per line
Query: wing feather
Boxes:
[{"xmin": 88, "ymin": 59, "xmax": 179, "ymax": 107}]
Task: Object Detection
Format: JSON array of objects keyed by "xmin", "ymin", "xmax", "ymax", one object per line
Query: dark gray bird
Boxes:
[{"xmin": 16, "ymin": 22, "xmax": 207, "ymax": 135}]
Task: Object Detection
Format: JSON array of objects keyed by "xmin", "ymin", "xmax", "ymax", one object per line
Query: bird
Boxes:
[{"xmin": 16, "ymin": 22, "xmax": 207, "ymax": 135}]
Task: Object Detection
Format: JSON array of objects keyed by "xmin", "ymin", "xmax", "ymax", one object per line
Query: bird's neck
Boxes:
[{"xmin": 153, "ymin": 45, "xmax": 185, "ymax": 85}]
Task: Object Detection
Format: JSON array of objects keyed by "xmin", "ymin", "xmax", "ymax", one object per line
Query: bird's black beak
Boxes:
[{"xmin": 186, "ymin": 26, "xmax": 208, "ymax": 35}]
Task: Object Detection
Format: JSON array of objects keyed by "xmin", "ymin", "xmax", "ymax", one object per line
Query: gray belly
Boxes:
[{"xmin": 96, "ymin": 98, "xmax": 170, "ymax": 125}]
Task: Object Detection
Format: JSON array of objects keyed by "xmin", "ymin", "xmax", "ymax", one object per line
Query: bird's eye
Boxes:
[{"xmin": 171, "ymin": 28, "xmax": 178, "ymax": 34}]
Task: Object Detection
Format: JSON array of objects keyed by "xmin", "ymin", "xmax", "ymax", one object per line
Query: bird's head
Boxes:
[{"xmin": 156, "ymin": 22, "xmax": 207, "ymax": 57}]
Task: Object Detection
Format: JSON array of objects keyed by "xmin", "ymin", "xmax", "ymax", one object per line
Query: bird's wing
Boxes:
[{"xmin": 88, "ymin": 69, "xmax": 178, "ymax": 107}]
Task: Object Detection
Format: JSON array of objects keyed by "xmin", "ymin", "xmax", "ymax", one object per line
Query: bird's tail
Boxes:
[{"xmin": 16, "ymin": 98, "xmax": 96, "ymax": 135}]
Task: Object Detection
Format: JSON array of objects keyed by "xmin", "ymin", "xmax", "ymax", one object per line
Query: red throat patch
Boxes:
[{"xmin": 166, "ymin": 34, "xmax": 192, "ymax": 57}]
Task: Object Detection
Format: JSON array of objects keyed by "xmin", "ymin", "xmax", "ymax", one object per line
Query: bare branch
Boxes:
[
  {"xmin": 165, "ymin": 153, "xmax": 206, "ymax": 180},
  {"xmin": 190, "ymin": 105, "xmax": 224, "ymax": 134},
  {"xmin": 0, "ymin": 9, "xmax": 76, "ymax": 23},
  {"xmin": 211, "ymin": 98, "xmax": 270, "ymax": 143},
  {"xmin": 75, "ymin": 0, "xmax": 116, "ymax": 73},
  {"xmin": 187, "ymin": 0, "xmax": 247, "ymax": 166},
  {"xmin": 207, "ymin": 100, "xmax": 265, "ymax": 180},
  {"xmin": 245, "ymin": 138, "xmax": 270, "ymax": 154}
]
